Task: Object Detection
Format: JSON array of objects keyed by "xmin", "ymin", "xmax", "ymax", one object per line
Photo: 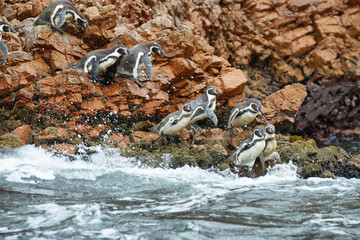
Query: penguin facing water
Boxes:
[
  {"xmin": 227, "ymin": 99, "xmax": 267, "ymax": 137},
  {"xmin": 68, "ymin": 45, "xmax": 129, "ymax": 83},
  {"xmin": 263, "ymin": 123, "xmax": 277, "ymax": 159},
  {"xmin": 34, "ymin": 0, "xmax": 90, "ymax": 34},
  {"xmin": 188, "ymin": 86, "xmax": 223, "ymax": 132},
  {"xmin": 150, "ymin": 103, "xmax": 192, "ymax": 144},
  {"xmin": 0, "ymin": 21, "xmax": 16, "ymax": 66},
  {"xmin": 229, "ymin": 126, "xmax": 266, "ymax": 178},
  {"xmin": 106, "ymin": 42, "xmax": 166, "ymax": 87}
]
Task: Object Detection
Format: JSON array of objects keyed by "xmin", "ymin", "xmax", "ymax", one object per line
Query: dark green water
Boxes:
[{"xmin": 1, "ymin": 146, "xmax": 360, "ymax": 239}]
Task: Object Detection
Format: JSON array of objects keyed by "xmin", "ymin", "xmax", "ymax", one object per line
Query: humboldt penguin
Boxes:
[
  {"xmin": 110, "ymin": 42, "xmax": 166, "ymax": 87},
  {"xmin": 263, "ymin": 124, "xmax": 277, "ymax": 158},
  {"xmin": 0, "ymin": 21, "xmax": 16, "ymax": 66},
  {"xmin": 150, "ymin": 103, "xmax": 192, "ymax": 144},
  {"xmin": 33, "ymin": 0, "xmax": 91, "ymax": 34},
  {"xmin": 227, "ymin": 99, "xmax": 267, "ymax": 137},
  {"xmin": 68, "ymin": 45, "xmax": 129, "ymax": 83},
  {"xmin": 229, "ymin": 126, "xmax": 266, "ymax": 178},
  {"xmin": 188, "ymin": 86, "xmax": 223, "ymax": 132}
]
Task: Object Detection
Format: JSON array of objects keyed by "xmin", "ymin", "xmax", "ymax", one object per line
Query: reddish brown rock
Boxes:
[
  {"xmin": 81, "ymin": 98, "xmax": 106, "ymax": 111},
  {"xmin": 11, "ymin": 124, "xmax": 32, "ymax": 144},
  {"xmin": 130, "ymin": 131, "xmax": 160, "ymax": 145},
  {"xmin": 218, "ymin": 69, "xmax": 248, "ymax": 98},
  {"xmin": 262, "ymin": 83, "xmax": 307, "ymax": 132},
  {"xmin": 51, "ymin": 143, "xmax": 76, "ymax": 155},
  {"xmin": 36, "ymin": 127, "xmax": 70, "ymax": 143}
]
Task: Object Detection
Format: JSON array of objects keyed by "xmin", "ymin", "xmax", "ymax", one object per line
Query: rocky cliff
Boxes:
[{"xmin": 0, "ymin": 0, "xmax": 359, "ymax": 178}]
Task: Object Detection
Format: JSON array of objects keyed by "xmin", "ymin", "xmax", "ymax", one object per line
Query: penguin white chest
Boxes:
[
  {"xmin": 98, "ymin": 58, "xmax": 117, "ymax": 71},
  {"xmin": 162, "ymin": 117, "xmax": 191, "ymax": 135},
  {"xmin": 263, "ymin": 135, "xmax": 277, "ymax": 157},
  {"xmin": 231, "ymin": 111, "xmax": 257, "ymax": 128},
  {"xmin": 236, "ymin": 141, "xmax": 265, "ymax": 167}
]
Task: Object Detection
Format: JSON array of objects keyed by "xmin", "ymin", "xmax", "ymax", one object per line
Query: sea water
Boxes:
[{"xmin": 0, "ymin": 145, "xmax": 359, "ymax": 239}]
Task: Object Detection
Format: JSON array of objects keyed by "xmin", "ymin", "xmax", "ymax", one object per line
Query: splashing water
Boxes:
[{"xmin": 0, "ymin": 146, "xmax": 359, "ymax": 239}]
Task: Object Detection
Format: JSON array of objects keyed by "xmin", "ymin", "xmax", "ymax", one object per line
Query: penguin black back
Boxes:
[
  {"xmin": 34, "ymin": 0, "xmax": 90, "ymax": 33},
  {"xmin": 114, "ymin": 42, "xmax": 166, "ymax": 87}
]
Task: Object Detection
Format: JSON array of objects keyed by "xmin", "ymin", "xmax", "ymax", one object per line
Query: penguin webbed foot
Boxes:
[
  {"xmin": 229, "ymin": 127, "xmax": 237, "ymax": 138},
  {"xmin": 191, "ymin": 124, "xmax": 202, "ymax": 134},
  {"xmin": 54, "ymin": 27, "xmax": 66, "ymax": 35},
  {"xmin": 133, "ymin": 78, "xmax": 144, "ymax": 87},
  {"xmin": 247, "ymin": 167, "xmax": 255, "ymax": 178}
]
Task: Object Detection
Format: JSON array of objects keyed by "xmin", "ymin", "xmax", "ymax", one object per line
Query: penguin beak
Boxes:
[
  {"xmin": 85, "ymin": 23, "xmax": 91, "ymax": 30},
  {"xmin": 158, "ymin": 48, "xmax": 166, "ymax": 57},
  {"xmin": 215, "ymin": 89, "xmax": 223, "ymax": 95},
  {"xmin": 10, "ymin": 27, "xmax": 16, "ymax": 33}
]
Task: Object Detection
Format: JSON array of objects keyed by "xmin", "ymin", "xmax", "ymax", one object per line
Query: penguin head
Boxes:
[
  {"xmin": 253, "ymin": 127, "xmax": 265, "ymax": 139},
  {"xmin": 0, "ymin": 21, "xmax": 15, "ymax": 33},
  {"xmin": 206, "ymin": 86, "xmax": 223, "ymax": 96},
  {"xmin": 77, "ymin": 18, "xmax": 91, "ymax": 30},
  {"xmin": 182, "ymin": 103, "xmax": 192, "ymax": 113},
  {"xmin": 149, "ymin": 42, "xmax": 166, "ymax": 57},
  {"xmin": 116, "ymin": 46, "xmax": 130, "ymax": 56},
  {"xmin": 265, "ymin": 124, "xmax": 275, "ymax": 134},
  {"xmin": 250, "ymin": 99, "xmax": 262, "ymax": 113}
]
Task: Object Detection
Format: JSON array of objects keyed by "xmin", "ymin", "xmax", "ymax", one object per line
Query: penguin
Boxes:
[
  {"xmin": 108, "ymin": 42, "xmax": 166, "ymax": 87},
  {"xmin": 227, "ymin": 98, "xmax": 267, "ymax": 138},
  {"xmin": 33, "ymin": 0, "xmax": 91, "ymax": 34},
  {"xmin": 68, "ymin": 45, "xmax": 129, "ymax": 83},
  {"xmin": 229, "ymin": 126, "xmax": 266, "ymax": 178},
  {"xmin": 0, "ymin": 21, "xmax": 16, "ymax": 66},
  {"xmin": 188, "ymin": 86, "xmax": 223, "ymax": 132},
  {"xmin": 263, "ymin": 124, "xmax": 277, "ymax": 158},
  {"xmin": 150, "ymin": 103, "xmax": 192, "ymax": 144}
]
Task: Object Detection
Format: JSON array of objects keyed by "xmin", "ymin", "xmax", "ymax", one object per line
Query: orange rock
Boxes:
[
  {"xmin": 36, "ymin": 127, "xmax": 69, "ymax": 143},
  {"xmin": 88, "ymin": 125, "xmax": 108, "ymax": 139},
  {"xmin": 51, "ymin": 143, "xmax": 76, "ymax": 155},
  {"xmin": 11, "ymin": 125, "xmax": 32, "ymax": 144},
  {"xmin": 311, "ymin": 48, "xmax": 337, "ymax": 67},
  {"xmin": 170, "ymin": 57, "xmax": 197, "ymax": 80},
  {"xmin": 126, "ymin": 81, "xmax": 150, "ymax": 99},
  {"xmin": 6, "ymin": 59, "xmax": 50, "ymax": 81},
  {"xmin": 152, "ymin": 90, "xmax": 169, "ymax": 101},
  {"xmin": 81, "ymin": 98, "xmax": 106, "ymax": 111},
  {"xmin": 84, "ymin": 6, "xmax": 101, "ymax": 24},
  {"xmin": 130, "ymin": 131, "xmax": 160, "ymax": 145},
  {"xmin": 262, "ymin": 83, "xmax": 307, "ymax": 131},
  {"xmin": 219, "ymin": 68, "xmax": 248, "ymax": 98},
  {"xmin": 314, "ymin": 16, "xmax": 346, "ymax": 40},
  {"xmin": 109, "ymin": 133, "xmax": 124, "ymax": 142},
  {"xmin": 142, "ymin": 100, "xmax": 167, "ymax": 116}
]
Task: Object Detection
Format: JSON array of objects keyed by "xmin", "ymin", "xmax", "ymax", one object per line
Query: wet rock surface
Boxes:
[{"xmin": 0, "ymin": 0, "xmax": 359, "ymax": 178}]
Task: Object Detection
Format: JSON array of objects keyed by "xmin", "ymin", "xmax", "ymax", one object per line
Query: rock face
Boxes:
[{"xmin": 0, "ymin": 0, "xmax": 359, "ymax": 178}]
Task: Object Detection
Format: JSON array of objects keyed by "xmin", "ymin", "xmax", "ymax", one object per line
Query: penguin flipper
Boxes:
[
  {"xmin": 0, "ymin": 41, "xmax": 8, "ymax": 66},
  {"xmin": 141, "ymin": 55, "xmax": 152, "ymax": 78},
  {"xmin": 132, "ymin": 77, "xmax": 144, "ymax": 87},
  {"xmin": 204, "ymin": 107, "xmax": 218, "ymax": 126},
  {"xmin": 228, "ymin": 108, "xmax": 240, "ymax": 127},
  {"xmin": 258, "ymin": 153, "xmax": 266, "ymax": 174},
  {"xmin": 91, "ymin": 59, "xmax": 100, "ymax": 82},
  {"xmin": 54, "ymin": 8, "xmax": 66, "ymax": 34},
  {"xmin": 229, "ymin": 127, "xmax": 237, "ymax": 138}
]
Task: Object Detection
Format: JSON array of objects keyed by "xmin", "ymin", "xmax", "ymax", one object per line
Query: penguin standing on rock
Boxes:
[
  {"xmin": 0, "ymin": 21, "xmax": 16, "ymax": 66},
  {"xmin": 188, "ymin": 86, "xmax": 223, "ymax": 132},
  {"xmin": 33, "ymin": 0, "xmax": 91, "ymax": 34},
  {"xmin": 263, "ymin": 124, "xmax": 277, "ymax": 158},
  {"xmin": 229, "ymin": 127, "xmax": 266, "ymax": 178},
  {"xmin": 150, "ymin": 103, "xmax": 192, "ymax": 144},
  {"xmin": 107, "ymin": 42, "xmax": 166, "ymax": 87},
  {"xmin": 227, "ymin": 99, "xmax": 267, "ymax": 138},
  {"xmin": 68, "ymin": 45, "xmax": 129, "ymax": 83}
]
